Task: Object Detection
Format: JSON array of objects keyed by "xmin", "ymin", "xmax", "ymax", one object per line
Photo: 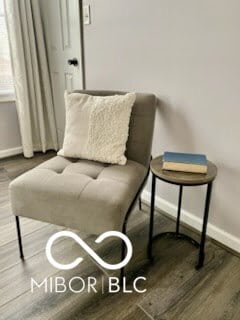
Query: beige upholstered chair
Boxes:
[{"xmin": 10, "ymin": 90, "xmax": 156, "ymax": 279}]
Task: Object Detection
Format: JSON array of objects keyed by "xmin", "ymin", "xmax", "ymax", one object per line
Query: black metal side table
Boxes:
[{"xmin": 148, "ymin": 155, "xmax": 217, "ymax": 269}]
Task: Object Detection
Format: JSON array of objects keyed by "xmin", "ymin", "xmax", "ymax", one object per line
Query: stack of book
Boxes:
[{"xmin": 162, "ymin": 152, "xmax": 208, "ymax": 174}]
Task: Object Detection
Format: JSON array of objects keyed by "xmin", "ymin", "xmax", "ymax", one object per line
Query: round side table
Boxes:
[{"xmin": 148, "ymin": 155, "xmax": 217, "ymax": 269}]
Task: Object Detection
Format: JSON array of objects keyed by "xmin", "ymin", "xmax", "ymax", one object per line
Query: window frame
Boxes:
[{"xmin": 0, "ymin": 2, "xmax": 15, "ymax": 102}]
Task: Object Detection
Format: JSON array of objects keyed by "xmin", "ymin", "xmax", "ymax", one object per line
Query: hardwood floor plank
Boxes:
[
  {"xmin": 0, "ymin": 152, "xmax": 56, "ymax": 180},
  {"xmin": 0, "ymin": 204, "xmax": 12, "ymax": 221},
  {"xmin": 73, "ymin": 240, "xmax": 193, "ymax": 320},
  {"xmin": 92, "ymin": 213, "xmax": 174, "ymax": 278},
  {"xmin": 0, "ymin": 169, "xmax": 11, "ymax": 216},
  {"xmin": 0, "ymin": 256, "xmax": 104, "ymax": 320},
  {"xmin": 121, "ymin": 305, "xmax": 153, "ymax": 320},
  {"xmin": 0, "ymin": 230, "xmax": 98, "ymax": 307},
  {"xmin": 138, "ymin": 244, "xmax": 227, "ymax": 319},
  {"xmin": 0, "ymin": 217, "xmax": 49, "ymax": 247},
  {"xmin": 0, "ymin": 224, "xmax": 64, "ymax": 272},
  {"xmin": 156, "ymin": 254, "xmax": 240, "ymax": 320}
]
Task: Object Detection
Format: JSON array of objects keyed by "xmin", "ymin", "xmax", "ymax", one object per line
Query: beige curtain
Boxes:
[{"xmin": 4, "ymin": 0, "xmax": 58, "ymax": 157}]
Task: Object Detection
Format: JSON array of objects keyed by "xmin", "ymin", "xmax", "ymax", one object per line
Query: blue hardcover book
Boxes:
[
  {"xmin": 162, "ymin": 152, "xmax": 207, "ymax": 173},
  {"xmin": 163, "ymin": 152, "xmax": 207, "ymax": 165}
]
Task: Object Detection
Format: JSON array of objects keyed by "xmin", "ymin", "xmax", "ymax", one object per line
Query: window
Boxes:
[{"xmin": 0, "ymin": 0, "xmax": 14, "ymax": 98}]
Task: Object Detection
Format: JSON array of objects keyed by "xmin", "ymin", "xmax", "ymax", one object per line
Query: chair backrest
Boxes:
[{"xmin": 73, "ymin": 90, "xmax": 156, "ymax": 167}]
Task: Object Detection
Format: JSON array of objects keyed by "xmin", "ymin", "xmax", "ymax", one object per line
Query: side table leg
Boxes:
[
  {"xmin": 176, "ymin": 185, "xmax": 183, "ymax": 235},
  {"xmin": 196, "ymin": 182, "xmax": 213, "ymax": 270},
  {"xmin": 148, "ymin": 173, "xmax": 156, "ymax": 261},
  {"xmin": 138, "ymin": 197, "xmax": 142, "ymax": 211}
]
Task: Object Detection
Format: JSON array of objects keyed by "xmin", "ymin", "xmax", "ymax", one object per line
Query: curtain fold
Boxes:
[{"xmin": 4, "ymin": 0, "xmax": 58, "ymax": 158}]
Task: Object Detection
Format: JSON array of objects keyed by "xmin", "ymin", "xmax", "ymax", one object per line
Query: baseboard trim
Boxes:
[
  {"xmin": 0, "ymin": 146, "xmax": 23, "ymax": 159},
  {"xmin": 142, "ymin": 190, "xmax": 240, "ymax": 254}
]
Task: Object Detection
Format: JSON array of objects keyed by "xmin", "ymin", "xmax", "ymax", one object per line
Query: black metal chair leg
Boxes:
[
  {"xmin": 196, "ymin": 183, "xmax": 212, "ymax": 270},
  {"xmin": 148, "ymin": 173, "xmax": 156, "ymax": 261},
  {"xmin": 138, "ymin": 197, "xmax": 142, "ymax": 211},
  {"xmin": 120, "ymin": 223, "xmax": 127, "ymax": 286},
  {"xmin": 15, "ymin": 216, "xmax": 24, "ymax": 259}
]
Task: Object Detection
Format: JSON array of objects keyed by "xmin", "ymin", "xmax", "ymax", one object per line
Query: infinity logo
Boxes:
[{"xmin": 46, "ymin": 231, "xmax": 133, "ymax": 270}]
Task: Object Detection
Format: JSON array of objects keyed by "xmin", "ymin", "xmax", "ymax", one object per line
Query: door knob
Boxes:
[{"xmin": 68, "ymin": 58, "xmax": 78, "ymax": 66}]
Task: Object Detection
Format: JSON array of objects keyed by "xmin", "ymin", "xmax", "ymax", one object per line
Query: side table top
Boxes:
[{"xmin": 150, "ymin": 156, "xmax": 217, "ymax": 186}]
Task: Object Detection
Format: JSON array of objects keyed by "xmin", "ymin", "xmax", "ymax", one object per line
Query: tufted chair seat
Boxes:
[{"xmin": 10, "ymin": 156, "xmax": 147, "ymax": 234}]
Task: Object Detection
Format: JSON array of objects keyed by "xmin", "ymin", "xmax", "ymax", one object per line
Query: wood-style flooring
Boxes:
[{"xmin": 0, "ymin": 152, "xmax": 239, "ymax": 320}]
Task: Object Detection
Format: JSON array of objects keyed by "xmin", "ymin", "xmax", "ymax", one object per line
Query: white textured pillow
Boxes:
[{"xmin": 58, "ymin": 91, "xmax": 136, "ymax": 165}]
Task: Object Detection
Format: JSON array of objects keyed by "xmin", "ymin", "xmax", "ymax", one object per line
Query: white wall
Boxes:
[
  {"xmin": 83, "ymin": 0, "xmax": 240, "ymax": 250},
  {"xmin": 0, "ymin": 101, "xmax": 22, "ymax": 157}
]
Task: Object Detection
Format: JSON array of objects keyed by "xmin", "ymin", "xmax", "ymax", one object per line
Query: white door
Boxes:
[{"xmin": 43, "ymin": 0, "xmax": 83, "ymax": 145}]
